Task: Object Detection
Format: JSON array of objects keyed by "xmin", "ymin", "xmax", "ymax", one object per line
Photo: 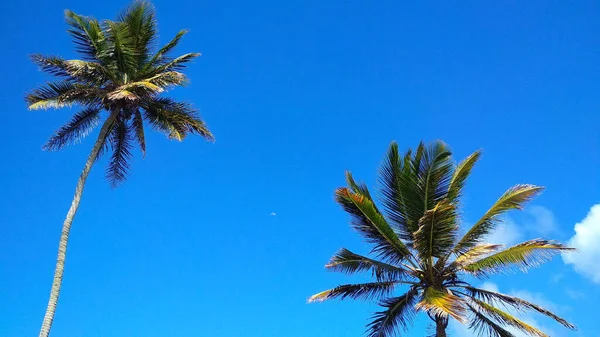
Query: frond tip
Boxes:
[
  {"xmin": 308, "ymin": 282, "xmax": 398, "ymax": 303},
  {"xmin": 325, "ymin": 248, "xmax": 407, "ymax": 281}
]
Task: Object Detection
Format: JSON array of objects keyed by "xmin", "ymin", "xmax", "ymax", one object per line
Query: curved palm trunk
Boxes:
[
  {"xmin": 39, "ymin": 112, "xmax": 118, "ymax": 337},
  {"xmin": 435, "ymin": 317, "xmax": 448, "ymax": 337}
]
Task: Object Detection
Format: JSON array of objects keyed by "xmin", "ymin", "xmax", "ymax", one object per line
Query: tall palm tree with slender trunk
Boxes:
[
  {"xmin": 26, "ymin": 2, "xmax": 213, "ymax": 336},
  {"xmin": 309, "ymin": 141, "xmax": 576, "ymax": 337}
]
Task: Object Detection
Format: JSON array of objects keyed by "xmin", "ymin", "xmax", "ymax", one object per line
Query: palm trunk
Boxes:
[
  {"xmin": 38, "ymin": 112, "xmax": 118, "ymax": 337},
  {"xmin": 435, "ymin": 317, "xmax": 448, "ymax": 337}
]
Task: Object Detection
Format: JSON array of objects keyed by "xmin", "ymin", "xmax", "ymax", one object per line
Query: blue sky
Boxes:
[{"xmin": 1, "ymin": 0, "xmax": 599, "ymax": 336}]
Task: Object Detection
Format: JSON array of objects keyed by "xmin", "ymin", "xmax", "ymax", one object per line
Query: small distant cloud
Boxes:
[
  {"xmin": 565, "ymin": 288, "xmax": 585, "ymax": 301},
  {"xmin": 525, "ymin": 205, "xmax": 560, "ymax": 235},
  {"xmin": 485, "ymin": 217, "xmax": 522, "ymax": 246},
  {"xmin": 480, "ymin": 282, "xmax": 500, "ymax": 293},
  {"xmin": 483, "ymin": 205, "xmax": 561, "ymax": 247},
  {"xmin": 270, "ymin": 212, "xmax": 277, "ymax": 216},
  {"xmin": 550, "ymin": 273, "xmax": 564, "ymax": 284},
  {"xmin": 562, "ymin": 204, "xmax": 600, "ymax": 283}
]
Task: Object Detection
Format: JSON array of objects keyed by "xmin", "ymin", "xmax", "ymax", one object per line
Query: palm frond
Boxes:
[
  {"xmin": 447, "ymin": 150, "xmax": 481, "ymax": 203},
  {"xmin": 415, "ymin": 287, "xmax": 467, "ymax": 323},
  {"xmin": 144, "ymin": 29, "xmax": 189, "ymax": 70},
  {"xmin": 466, "ymin": 303, "xmax": 516, "ymax": 337},
  {"xmin": 151, "ymin": 52, "xmax": 200, "ymax": 74},
  {"xmin": 464, "ymin": 286, "xmax": 576, "ymax": 330},
  {"xmin": 147, "ymin": 71, "xmax": 187, "ymax": 89},
  {"xmin": 462, "ymin": 239, "xmax": 574, "ymax": 275},
  {"xmin": 132, "ymin": 108, "xmax": 146, "ymax": 156},
  {"xmin": 106, "ymin": 115, "xmax": 133, "ymax": 186},
  {"xmin": 64, "ymin": 10, "xmax": 107, "ymax": 61},
  {"xmin": 389, "ymin": 141, "xmax": 453, "ymax": 237},
  {"xmin": 141, "ymin": 98, "xmax": 213, "ymax": 141},
  {"xmin": 43, "ymin": 107, "xmax": 101, "ymax": 151},
  {"xmin": 108, "ymin": 81, "xmax": 163, "ymax": 101},
  {"xmin": 308, "ymin": 281, "xmax": 399, "ymax": 302},
  {"xmin": 379, "ymin": 141, "xmax": 413, "ymax": 241},
  {"xmin": 335, "ymin": 187, "xmax": 411, "ymax": 264},
  {"xmin": 366, "ymin": 288, "xmax": 419, "ymax": 337},
  {"xmin": 105, "ymin": 20, "xmax": 137, "ymax": 76},
  {"xmin": 26, "ymin": 81, "xmax": 102, "ymax": 110},
  {"xmin": 413, "ymin": 201, "xmax": 458, "ymax": 260},
  {"xmin": 118, "ymin": 0, "xmax": 156, "ymax": 67},
  {"xmin": 453, "ymin": 185, "xmax": 544, "ymax": 255},
  {"xmin": 453, "ymin": 244, "xmax": 503, "ymax": 267},
  {"xmin": 326, "ymin": 248, "xmax": 408, "ymax": 281},
  {"xmin": 346, "ymin": 171, "xmax": 373, "ymax": 200},
  {"xmin": 417, "ymin": 140, "xmax": 453, "ymax": 213},
  {"xmin": 30, "ymin": 54, "xmax": 114, "ymax": 85},
  {"xmin": 471, "ymin": 298, "xmax": 547, "ymax": 337}
]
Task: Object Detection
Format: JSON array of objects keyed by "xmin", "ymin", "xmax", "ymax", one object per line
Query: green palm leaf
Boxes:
[
  {"xmin": 452, "ymin": 243, "xmax": 503, "ymax": 268},
  {"xmin": 466, "ymin": 303, "xmax": 516, "ymax": 337},
  {"xmin": 27, "ymin": 81, "xmax": 102, "ymax": 110},
  {"xmin": 464, "ymin": 286, "xmax": 576, "ymax": 330},
  {"xmin": 309, "ymin": 281, "xmax": 399, "ymax": 302},
  {"xmin": 132, "ymin": 108, "xmax": 146, "ymax": 157},
  {"xmin": 366, "ymin": 288, "xmax": 419, "ymax": 337},
  {"xmin": 141, "ymin": 98, "xmax": 213, "ymax": 141},
  {"xmin": 453, "ymin": 185, "xmax": 544, "ymax": 255},
  {"xmin": 470, "ymin": 298, "xmax": 547, "ymax": 337},
  {"xmin": 43, "ymin": 107, "xmax": 101, "ymax": 151},
  {"xmin": 447, "ymin": 150, "xmax": 481, "ymax": 203},
  {"xmin": 335, "ymin": 187, "xmax": 410, "ymax": 263},
  {"xmin": 415, "ymin": 287, "xmax": 467, "ymax": 323},
  {"xmin": 106, "ymin": 116, "xmax": 133, "ymax": 186},
  {"xmin": 418, "ymin": 141, "xmax": 453, "ymax": 213},
  {"xmin": 144, "ymin": 29, "xmax": 189, "ymax": 71},
  {"xmin": 413, "ymin": 201, "xmax": 458, "ymax": 261},
  {"xmin": 326, "ymin": 248, "xmax": 408, "ymax": 281},
  {"xmin": 462, "ymin": 239, "xmax": 574, "ymax": 275},
  {"xmin": 118, "ymin": 0, "xmax": 156, "ymax": 67},
  {"xmin": 64, "ymin": 10, "xmax": 107, "ymax": 61},
  {"xmin": 379, "ymin": 141, "xmax": 413, "ymax": 241}
]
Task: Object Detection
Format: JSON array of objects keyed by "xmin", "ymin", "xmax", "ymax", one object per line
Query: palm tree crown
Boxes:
[
  {"xmin": 28, "ymin": 3, "xmax": 213, "ymax": 336},
  {"xmin": 309, "ymin": 141, "xmax": 576, "ymax": 337},
  {"xmin": 27, "ymin": 1, "xmax": 213, "ymax": 186}
]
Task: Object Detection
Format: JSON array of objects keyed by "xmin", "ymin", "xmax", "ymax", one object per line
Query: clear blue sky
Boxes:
[{"xmin": 1, "ymin": 0, "xmax": 599, "ymax": 336}]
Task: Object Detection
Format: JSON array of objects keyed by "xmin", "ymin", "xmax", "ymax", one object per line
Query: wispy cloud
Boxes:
[
  {"xmin": 562, "ymin": 204, "xmax": 600, "ymax": 283},
  {"xmin": 270, "ymin": 212, "xmax": 277, "ymax": 216},
  {"xmin": 565, "ymin": 288, "xmax": 585, "ymax": 301},
  {"xmin": 550, "ymin": 273, "xmax": 564, "ymax": 284},
  {"xmin": 482, "ymin": 205, "xmax": 561, "ymax": 247},
  {"xmin": 525, "ymin": 205, "xmax": 560, "ymax": 235},
  {"xmin": 485, "ymin": 217, "xmax": 522, "ymax": 246}
]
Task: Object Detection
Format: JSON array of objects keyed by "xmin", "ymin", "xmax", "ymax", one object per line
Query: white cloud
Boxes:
[
  {"xmin": 525, "ymin": 205, "xmax": 559, "ymax": 236},
  {"xmin": 565, "ymin": 288, "xmax": 585, "ymax": 301},
  {"xmin": 562, "ymin": 204, "xmax": 600, "ymax": 283},
  {"xmin": 485, "ymin": 217, "xmax": 523, "ymax": 246},
  {"xmin": 550, "ymin": 273, "xmax": 564, "ymax": 284},
  {"xmin": 480, "ymin": 282, "xmax": 499, "ymax": 292},
  {"xmin": 482, "ymin": 205, "xmax": 561, "ymax": 247},
  {"xmin": 270, "ymin": 212, "xmax": 277, "ymax": 216}
]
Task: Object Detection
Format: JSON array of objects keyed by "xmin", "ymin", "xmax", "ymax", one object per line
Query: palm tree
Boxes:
[
  {"xmin": 309, "ymin": 141, "xmax": 576, "ymax": 337},
  {"xmin": 26, "ymin": 2, "xmax": 213, "ymax": 336}
]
